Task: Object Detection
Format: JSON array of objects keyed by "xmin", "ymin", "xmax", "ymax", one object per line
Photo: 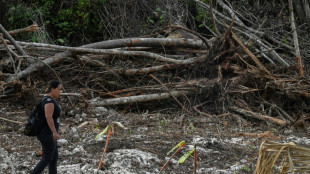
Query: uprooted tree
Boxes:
[{"xmin": 0, "ymin": 0, "xmax": 310, "ymax": 128}]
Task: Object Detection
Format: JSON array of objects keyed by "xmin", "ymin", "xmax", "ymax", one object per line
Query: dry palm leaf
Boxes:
[{"xmin": 255, "ymin": 141, "xmax": 310, "ymax": 174}]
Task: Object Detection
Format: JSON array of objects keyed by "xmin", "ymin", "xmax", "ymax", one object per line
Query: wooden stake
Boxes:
[
  {"xmin": 98, "ymin": 128, "xmax": 111, "ymax": 170},
  {"xmin": 194, "ymin": 146, "xmax": 197, "ymax": 174},
  {"xmin": 159, "ymin": 143, "xmax": 185, "ymax": 173}
]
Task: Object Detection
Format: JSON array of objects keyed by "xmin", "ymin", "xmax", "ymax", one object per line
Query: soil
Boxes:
[{"xmin": 1, "ymin": 99, "xmax": 310, "ymax": 174}]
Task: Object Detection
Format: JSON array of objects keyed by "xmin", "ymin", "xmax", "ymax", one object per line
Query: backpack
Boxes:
[{"xmin": 23, "ymin": 96, "xmax": 48, "ymax": 136}]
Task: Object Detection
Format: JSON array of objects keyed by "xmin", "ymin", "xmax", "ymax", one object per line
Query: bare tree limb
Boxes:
[
  {"xmin": 217, "ymin": 0, "xmax": 244, "ymax": 25},
  {"xmin": 289, "ymin": 0, "xmax": 305, "ymax": 77},
  {"xmin": 209, "ymin": 0, "xmax": 220, "ymax": 36},
  {"xmin": 149, "ymin": 74, "xmax": 193, "ymax": 115},
  {"xmin": 230, "ymin": 106, "xmax": 287, "ymax": 126},
  {"xmin": 8, "ymin": 23, "xmax": 40, "ymax": 35},
  {"xmin": 0, "ymin": 24, "xmax": 28, "ymax": 57},
  {"xmin": 0, "ymin": 34, "xmax": 17, "ymax": 78},
  {"xmin": 231, "ymin": 32, "xmax": 270, "ymax": 75}
]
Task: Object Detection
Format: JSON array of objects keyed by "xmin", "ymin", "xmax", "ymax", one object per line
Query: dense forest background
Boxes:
[{"xmin": 0, "ymin": 0, "xmax": 309, "ymax": 74}]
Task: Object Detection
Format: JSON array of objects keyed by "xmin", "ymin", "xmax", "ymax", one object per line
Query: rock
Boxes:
[
  {"xmin": 0, "ymin": 163, "xmax": 9, "ymax": 170},
  {"xmin": 240, "ymin": 159, "xmax": 247, "ymax": 163},
  {"xmin": 94, "ymin": 107, "xmax": 108, "ymax": 114},
  {"xmin": 81, "ymin": 112, "xmax": 87, "ymax": 118},
  {"xmin": 103, "ymin": 149, "xmax": 162, "ymax": 174},
  {"xmin": 72, "ymin": 145, "xmax": 86, "ymax": 155},
  {"xmin": 58, "ymin": 139, "xmax": 68, "ymax": 146},
  {"xmin": 58, "ymin": 164, "xmax": 81, "ymax": 173}
]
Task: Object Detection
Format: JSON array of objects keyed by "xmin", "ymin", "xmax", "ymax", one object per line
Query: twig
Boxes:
[
  {"xmin": 0, "ymin": 116, "xmax": 23, "ymax": 125},
  {"xmin": 149, "ymin": 74, "xmax": 193, "ymax": 115},
  {"xmin": 263, "ymin": 102, "xmax": 294, "ymax": 123},
  {"xmin": 0, "ymin": 34, "xmax": 17, "ymax": 77},
  {"xmin": 231, "ymin": 32, "xmax": 270, "ymax": 75},
  {"xmin": 39, "ymin": 93, "xmax": 83, "ymax": 97},
  {"xmin": 217, "ymin": 0, "xmax": 244, "ymax": 25},
  {"xmin": 209, "ymin": 0, "xmax": 220, "ymax": 36},
  {"xmin": 230, "ymin": 106, "xmax": 287, "ymax": 126},
  {"xmin": 193, "ymin": 102, "xmax": 212, "ymax": 117},
  {"xmin": 98, "ymin": 128, "xmax": 111, "ymax": 170}
]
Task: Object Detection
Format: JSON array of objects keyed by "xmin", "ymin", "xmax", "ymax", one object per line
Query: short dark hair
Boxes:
[{"xmin": 45, "ymin": 79, "xmax": 61, "ymax": 93}]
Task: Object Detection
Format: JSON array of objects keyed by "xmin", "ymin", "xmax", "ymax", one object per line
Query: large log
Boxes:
[
  {"xmin": 4, "ymin": 37, "xmax": 211, "ymax": 82},
  {"xmin": 81, "ymin": 37, "xmax": 208, "ymax": 49},
  {"xmin": 89, "ymin": 90, "xmax": 191, "ymax": 107}
]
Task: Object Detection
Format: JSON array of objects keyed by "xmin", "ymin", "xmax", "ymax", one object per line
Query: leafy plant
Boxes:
[
  {"xmin": 161, "ymin": 141, "xmax": 198, "ymax": 173},
  {"xmin": 158, "ymin": 117, "xmax": 169, "ymax": 132},
  {"xmin": 160, "ymin": 141, "xmax": 186, "ymax": 173},
  {"xmin": 241, "ymin": 166, "xmax": 249, "ymax": 172},
  {"xmin": 178, "ymin": 147, "xmax": 195, "ymax": 163}
]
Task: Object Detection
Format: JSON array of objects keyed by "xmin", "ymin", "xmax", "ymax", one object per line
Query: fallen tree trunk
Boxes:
[
  {"xmin": 82, "ymin": 37, "xmax": 208, "ymax": 49},
  {"xmin": 4, "ymin": 36, "xmax": 211, "ymax": 82},
  {"xmin": 89, "ymin": 90, "xmax": 191, "ymax": 106},
  {"xmin": 16, "ymin": 38, "xmax": 207, "ymax": 50}
]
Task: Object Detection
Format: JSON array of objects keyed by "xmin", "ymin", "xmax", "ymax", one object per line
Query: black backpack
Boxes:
[{"xmin": 23, "ymin": 96, "xmax": 48, "ymax": 136}]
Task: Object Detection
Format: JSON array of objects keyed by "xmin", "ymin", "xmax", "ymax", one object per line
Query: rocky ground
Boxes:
[{"xmin": 1, "ymin": 99, "xmax": 310, "ymax": 174}]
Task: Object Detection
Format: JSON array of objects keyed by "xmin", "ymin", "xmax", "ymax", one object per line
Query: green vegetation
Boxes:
[{"xmin": 3, "ymin": 0, "xmax": 205, "ymax": 46}]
